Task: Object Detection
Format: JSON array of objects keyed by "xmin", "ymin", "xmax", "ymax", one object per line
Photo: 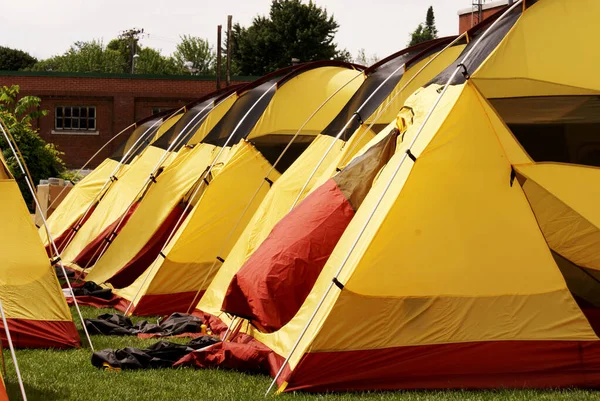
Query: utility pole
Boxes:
[
  {"xmin": 119, "ymin": 28, "xmax": 144, "ymax": 73},
  {"xmin": 216, "ymin": 25, "xmax": 222, "ymax": 89},
  {"xmin": 226, "ymin": 15, "xmax": 232, "ymax": 87}
]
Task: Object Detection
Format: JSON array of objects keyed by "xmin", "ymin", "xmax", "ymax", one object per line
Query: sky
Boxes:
[{"xmin": 0, "ymin": 0, "xmax": 471, "ymax": 62}]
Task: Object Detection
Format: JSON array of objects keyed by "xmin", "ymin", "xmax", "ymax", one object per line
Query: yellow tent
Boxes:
[
  {"xmin": 59, "ymin": 87, "xmax": 240, "ymax": 270},
  {"xmin": 183, "ymin": 0, "xmax": 600, "ymax": 391},
  {"xmin": 41, "ymin": 110, "xmax": 180, "ymax": 253},
  {"xmin": 81, "ymin": 62, "xmax": 365, "ymax": 315},
  {"xmin": 0, "ymin": 150, "xmax": 79, "ymax": 348},
  {"xmin": 192, "ymin": 41, "xmax": 465, "ymax": 318},
  {"xmin": 109, "ymin": 40, "xmax": 465, "ymax": 316}
]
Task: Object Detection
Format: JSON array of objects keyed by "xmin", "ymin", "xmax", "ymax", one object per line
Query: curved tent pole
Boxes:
[
  {"xmin": 265, "ymin": 1, "xmax": 523, "ymax": 395},
  {"xmin": 285, "ymin": 59, "xmax": 416, "ymax": 212},
  {"xmin": 337, "ymin": 35, "xmax": 466, "ymax": 167},
  {"xmin": 0, "ymin": 118, "xmax": 95, "ymax": 351},
  {"xmin": 180, "ymin": 69, "xmax": 366, "ymax": 314},
  {"xmin": 184, "ymin": 34, "xmax": 467, "ymax": 316},
  {"xmin": 46, "ymin": 121, "xmax": 137, "ymax": 211},
  {"xmin": 122, "ymin": 80, "xmax": 282, "ymax": 315},
  {"xmin": 0, "ymin": 300, "xmax": 27, "ymax": 401},
  {"xmin": 56, "ymin": 109, "xmax": 182, "ymax": 254},
  {"xmin": 205, "ymin": 30, "xmax": 468, "ymax": 330},
  {"xmin": 85, "ymin": 91, "xmax": 239, "ymax": 272}
]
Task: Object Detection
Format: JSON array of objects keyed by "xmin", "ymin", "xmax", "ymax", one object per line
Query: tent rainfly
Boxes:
[
  {"xmin": 56, "ymin": 85, "xmax": 240, "ymax": 270},
  {"xmin": 178, "ymin": 0, "xmax": 600, "ymax": 392},
  {"xmin": 112, "ymin": 38, "xmax": 465, "ymax": 317},
  {"xmin": 78, "ymin": 62, "xmax": 366, "ymax": 315},
  {"xmin": 0, "ymin": 149, "xmax": 79, "ymax": 348}
]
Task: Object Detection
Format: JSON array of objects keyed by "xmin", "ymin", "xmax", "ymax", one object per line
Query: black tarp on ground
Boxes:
[
  {"xmin": 85, "ymin": 313, "xmax": 203, "ymax": 337},
  {"xmin": 91, "ymin": 336, "xmax": 220, "ymax": 370},
  {"xmin": 72, "ymin": 281, "xmax": 113, "ymax": 300}
]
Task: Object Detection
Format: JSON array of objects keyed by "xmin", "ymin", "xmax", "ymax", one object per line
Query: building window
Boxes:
[{"xmin": 54, "ymin": 106, "xmax": 96, "ymax": 132}]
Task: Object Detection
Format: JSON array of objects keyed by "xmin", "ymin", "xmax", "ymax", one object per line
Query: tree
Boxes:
[
  {"xmin": 135, "ymin": 47, "xmax": 179, "ymax": 75},
  {"xmin": 30, "ymin": 38, "xmax": 181, "ymax": 75},
  {"xmin": 30, "ymin": 40, "xmax": 123, "ymax": 73},
  {"xmin": 408, "ymin": 6, "xmax": 439, "ymax": 46},
  {"xmin": 425, "ymin": 6, "xmax": 438, "ymax": 38},
  {"xmin": 354, "ymin": 48, "xmax": 379, "ymax": 67},
  {"xmin": 173, "ymin": 35, "xmax": 215, "ymax": 75},
  {"xmin": 0, "ymin": 46, "xmax": 37, "ymax": 71},
  {"xmin": 0, "ymin": 85, "xmax": 66, "ymax": 208},
  {"xmin": 107, "ymin": 38, "xmax": 133, "ymax": 72},
  {"xmin": 230, "ymin": 0, "xmax": 351, "ymax": 76}
]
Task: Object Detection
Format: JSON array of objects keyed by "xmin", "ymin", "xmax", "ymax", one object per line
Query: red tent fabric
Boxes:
[
  {"xmin": 221, "ymin": 130, "xmax": 398, "ymax": 332},
  {"xmin": 72, "ymin": 202, "xmax": 140, "ymax": 268},
  {"xmin": 108, "ymin": 204, "xmax": 189, "ymax": 289}
]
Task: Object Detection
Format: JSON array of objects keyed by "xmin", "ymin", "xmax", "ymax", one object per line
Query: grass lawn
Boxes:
[{"xmin": 1, "ymin": 306, "xmax": 597, "ymax": 401}]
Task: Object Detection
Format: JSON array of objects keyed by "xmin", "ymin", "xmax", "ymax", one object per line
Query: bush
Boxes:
[{"xmin": 0, "ymin": 85, "xmax": 66, "ymax": 209}]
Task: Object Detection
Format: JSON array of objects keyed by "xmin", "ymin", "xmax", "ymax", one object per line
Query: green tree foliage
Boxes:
[
  {"xmin": 30, "ymin": 40, "xmax": 124, "ymax": 73},
  {"xmin": 230, "ymin": 0, "xmax": 351, "ymax": 76},
  {"xmin": 135, "ymin": 48, "xmax": 179, "ymax": 74},
  {"xmin": 30, "ymin": 38, "xmax": 181, "ymax": 75},
  {"xmin": 0, "ymin": 85, "xmax": 66, "ymax": 208},
  {"xmin": 107, "ymin": 38, "xmax": 133, "ymax": 72},
  {"xmin": 0, "ymin": 46, "xmax": 38, "ymax": 71},
  {"xmin": 173, "ymin": 35, "xmax": 215, "ymax": 75},
  {"xmin": 408, "ymin": 6, "xmax": 439, "ymax": 46}
]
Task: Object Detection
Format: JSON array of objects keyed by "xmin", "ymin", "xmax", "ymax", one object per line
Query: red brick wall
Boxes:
[
  {"xmin": 458, "ymin": 6, "xmax": 504, "ymax": 34},
  {"xmin": 0, "ymin": 72, "xmax": 252, "ymax": 168}
]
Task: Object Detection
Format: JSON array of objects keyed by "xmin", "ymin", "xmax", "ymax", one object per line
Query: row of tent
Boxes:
[{"xmin": 2, "ymin": 0, "xmax": 600, "ymax": 394}]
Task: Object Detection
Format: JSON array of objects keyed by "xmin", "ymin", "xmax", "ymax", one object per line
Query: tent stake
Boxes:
[
  {"xmin": 0, "ymin": 300, "xmax": 27, "ymax": 401},
  {"xmin": 265, "ymin": 1, "xmax": 523, "ymax": 395}
]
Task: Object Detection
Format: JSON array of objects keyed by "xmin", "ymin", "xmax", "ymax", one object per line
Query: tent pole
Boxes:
[
  {"xmin": 265, "ymin": 1, "xmax": 523, "ymax": 395},
  {"xmin": 287, "ymin": 33, "xmax": 464, "ymax": 212},
  {"xmin": 124, "ymin": 83, "xmax": 279, "ymax": 315},
  {"xmin": 55, "ymin": 110, "xmax": 178, "ymax": 255},
  {"xmin": 337, "ymin": 33, "xmax": 467, "ymax": 167},
  {"xmin": 0, "ymin": 118, "xmax": 95, "ymax": 351},
  {"xmin": 286, "ymin": 53, "xmax": 424, "ymax": 213},
  {"xmin": 88, "ymin": 93, "xmax": 239, "ymax": 272},
  {"xmin": 182, "ymin": 69, "xmax": 366, "ymax": 314},
  {"xmin": 187, "ymin": 32, "xmax": 465, "ymax": 317},
  {"xmin": 45, "ymin": 122, "xmax": 137, "ymax": 212},
  {"xmin": 0, "ymin": 300, "xmax": 27, "ymax": 401}
]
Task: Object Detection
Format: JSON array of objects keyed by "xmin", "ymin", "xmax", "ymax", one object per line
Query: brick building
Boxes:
[
  {"xmin": 458, "ymin": 0, "xmax": 511, "ymax": 34},
  {"xmin": 0, "ymin": 71, "xmax": 254, "ymax": 168}
]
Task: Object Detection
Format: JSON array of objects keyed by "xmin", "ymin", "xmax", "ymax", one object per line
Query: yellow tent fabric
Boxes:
[
  {"xmin": 40, "ymin": 114, "xmax": 180, "ymax": 249},
  {"xmin": 60, "ymin": 99, "xmax": 234, "ymax": 269},
  {"xmin": 86, "ymin": 65, "xmax": 364, "ymax": 313},
  {"xmin": 114, "ymin": 50, "xmax": 460, "ymax": 315},
  {"xmin": 113, "ymin": 141, "xmax": 280, "ymax": 312},
  {"xmin": 471, "ymin": 0, "xmax": 600, "ymax": 98},
  {"xmin": 0, "ymin": 154, "xmax": 79, "ymax": 348},
  {"xmin": 197, "ymin": 44, "xmax": 466, "ymax": 321},
  {"xmin": 197, "ymin": 82, "xmax": 599, "ymax": 392},
  {"xmin": 189, "ymin": 0, "xmax": 600, "ymax": 392},
  {"xmin": 61, "ymin": 144, "xmax": 178, "ymax": 268},
  {"xmin": 515, "ymin": 163, "xmax": 600, "ymax": 272}
]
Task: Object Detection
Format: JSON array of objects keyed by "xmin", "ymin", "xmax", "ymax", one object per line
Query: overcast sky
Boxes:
[{"xmin": 0, "ymin": 0, "xmax": 471, "ymax": 62}]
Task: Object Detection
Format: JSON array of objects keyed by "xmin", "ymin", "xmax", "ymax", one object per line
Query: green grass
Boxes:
[{"xmin": 1, "ymin": 306, "xmax": 598, "ymax": 400}]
